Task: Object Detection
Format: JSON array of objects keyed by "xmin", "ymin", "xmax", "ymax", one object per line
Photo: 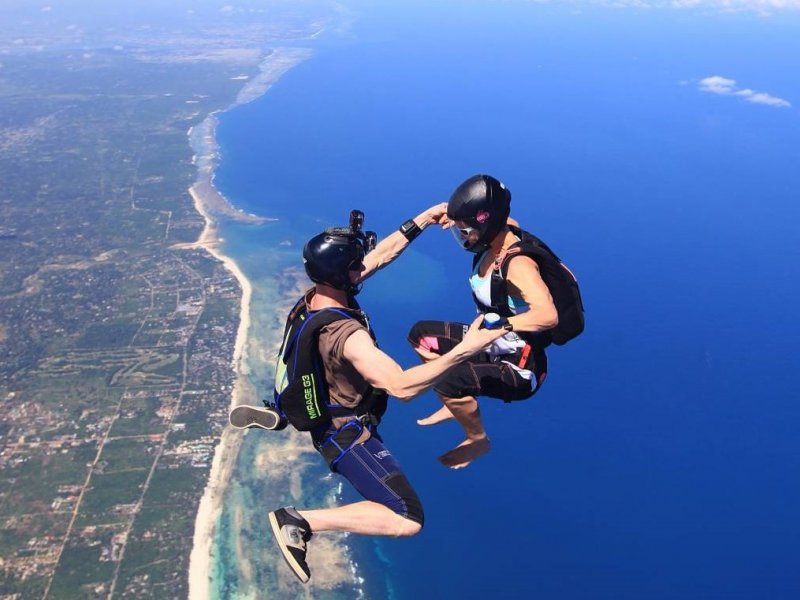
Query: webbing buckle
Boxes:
[{"xmin": 356, "ymin": 412, "xmax": 380, "ymax": 428}]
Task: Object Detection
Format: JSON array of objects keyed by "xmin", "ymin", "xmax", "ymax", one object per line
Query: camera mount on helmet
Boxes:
[
  {"xmin": 350, "ymin": 209, "xmax": 364, "ymax": 232},
  {"xmin": 349, "ymin": 209, "xmax": 377, "ymax": 253},
  {"xmin": 303, "ymin": 209, "xmax": 378, "ymax": 295}
]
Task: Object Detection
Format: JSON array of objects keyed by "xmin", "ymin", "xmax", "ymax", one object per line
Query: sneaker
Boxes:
[
  {"xmin": 229, "ymin": 405, "xmax": 287, "ymax": 431},
  {"xmin": 268, "ymin": 507, "xmax": 312, "ymax": 583}
]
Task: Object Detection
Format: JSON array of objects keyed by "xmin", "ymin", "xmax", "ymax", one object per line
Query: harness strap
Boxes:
[
  {"xmin": 499, "ymin": 343, "xmax": 549, "ymax": 404},
  {"xmin": 327, "ymin": 388, "xmax": 386, "ymax": 423},
  {"xmin": 315, "ymin": 419, "xmax": 368, "ymax": 468},
  {"xmin": 473, "ymin": 226, "xmax": 584, "ymax": 348},
  {"xmin": 517, "ymin": 343, "xmax": 531, "ymax": 369},
  {"xmin": 328, "ymin": 405, "xmax": 360, "ymax": 418},
  {"xmin": 496, "ymin": 246, "xmax": 522, "ymax": 271}
]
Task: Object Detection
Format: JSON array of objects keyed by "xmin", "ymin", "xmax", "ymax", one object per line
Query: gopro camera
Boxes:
[
  {"xmin": 364, "ymin": 231, "xmax": 377, "ymax": 252},
  {"xmin": 350, "ymin": 209, "xmax": 364, "ymax": 233}
]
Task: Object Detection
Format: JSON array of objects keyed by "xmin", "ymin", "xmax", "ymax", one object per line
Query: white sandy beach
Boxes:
[
  {"xmin": 183, "ymin": 47, "xmax": 317, "ymax": 600},
  {"xmin": 185, "ymin": 182, "xmax": 256, "ymax": 600}
]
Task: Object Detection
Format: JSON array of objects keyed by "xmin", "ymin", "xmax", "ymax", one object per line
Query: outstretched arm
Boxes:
[
  {"xmin": 343, "ymin": 316, "xmax": 506, "ymax": 401},
  {"xmin": 355, "ymin": 202, "xmax": 448, "ymax": 283}
]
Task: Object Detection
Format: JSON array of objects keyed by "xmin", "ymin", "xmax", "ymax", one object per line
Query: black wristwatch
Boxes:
[{"xmin": 399, "ymin": 219, "xmax": 422, "ymax": 242}]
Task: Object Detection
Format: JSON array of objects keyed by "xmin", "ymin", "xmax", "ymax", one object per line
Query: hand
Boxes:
[
  {"xmin": 458, "ymin": 315, "xmax": 508, "ymax": 355},
  {"xmin": 418, "ymin": 202, "xmax": 448, "ymax": 228}
]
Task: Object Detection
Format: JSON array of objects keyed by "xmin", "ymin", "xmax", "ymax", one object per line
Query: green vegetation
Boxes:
[
  {"xmin": 49, "ymin": 540, "xmax": 117, "ymax": 599},
  {"xmin": 0, "ymin": 1, "xmax": 331, "ymax": 595},
  {"xmin": 77, "ymin": 323, "xmax": 140, "ymax": 349},
  {"xmin": 107, "ymin": 396, "xmax": 172, "ymax": 437},
  {"xmin": 0, "ymin": 447, "xmax": 94, "ymax": 518},
  {"xmin": 77, "ymin": 470, "xmax": 151, "ymax": 527},
  {"xmin": 97, "ymin": 439, "xmax": 158, "ymax": 473}
]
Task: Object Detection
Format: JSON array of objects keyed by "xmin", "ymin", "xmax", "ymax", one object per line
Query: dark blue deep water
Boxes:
[{"xmin": 214, "ymin": 2, "xmax": 800, "ymax": 598}]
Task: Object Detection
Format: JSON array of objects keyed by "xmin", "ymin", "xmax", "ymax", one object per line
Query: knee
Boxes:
[
  {"xmin": 407, "ymin": 320, "xmax": 428, "ymax": 346},
  {"xmin": 384, "ymin": 473, "xmax": 424, "ymax": 532},
  {"xmin": 407, "ymin": 321, "xmax": 440, "ymax": 354},
  {"xmin": 391, "ymin": 515, "xmax": 423, "ymax": 537}
]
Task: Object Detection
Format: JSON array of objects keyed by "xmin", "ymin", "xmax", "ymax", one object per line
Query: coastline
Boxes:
[
  {"xmin": 183, "ymin": 47, "xmax": 314, "ymax": 600},
  {"xmin": 184, "ymin": 167, "xmax": 256, "ymax": 600}
]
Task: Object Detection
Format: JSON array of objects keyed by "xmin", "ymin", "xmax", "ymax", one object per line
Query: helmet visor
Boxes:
[{"xmin": 450, "ymin": 221, "xmax": 482, "ymax": 251}]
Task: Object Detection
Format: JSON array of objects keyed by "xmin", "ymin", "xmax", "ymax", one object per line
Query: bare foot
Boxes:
[
  {"xmin": 416, "ymin": 405, "xmax": 455, "ymax": 426},
  {"xmin": 438, "ymin": 437, "xmax": 491, "ymax": 469}
]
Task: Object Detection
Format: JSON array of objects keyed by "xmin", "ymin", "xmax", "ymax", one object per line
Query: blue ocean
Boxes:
[{"xmin": 211, "ymin": 2, "xmax": 800, "ymax": 598}]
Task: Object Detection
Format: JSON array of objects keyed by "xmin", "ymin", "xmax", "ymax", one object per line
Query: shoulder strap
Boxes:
[
  {"xmin": 470, "ymin": 248, "xmax": 503, "ymax": 315},
  {"xmin": 275, "ymin": 306, "xmax": 360, "ymax": 432},
  {"xmin": 286, "ymin": 308, "xmax": 357, "ymax": 370},
  {"xmin": 281, "ymin": 289, "xmax": 365, "ymax": 346},
  {"xmin": 287, "ymin": 306, "xmax": 386, "ymax": 416},
  {"xmin": 498, "ymin": 226, "xmax": 555, "ymax": 276},
  {"xmin": 471, "ymin": 252, "xmax": 482, "ymax": 271}
]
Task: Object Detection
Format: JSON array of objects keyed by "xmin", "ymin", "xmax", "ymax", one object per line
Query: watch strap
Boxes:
[{"xmin": 399, "ymin": 219, "xmax": 422, "ymax": 242}]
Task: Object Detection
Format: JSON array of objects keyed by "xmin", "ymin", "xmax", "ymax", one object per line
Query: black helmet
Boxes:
[
  {"xmin": 303, "ymin": 210, "xmax": 376, "ymax": 296},
  {"xmin": 447, "ymin": 174, "xmax": 511, "ymax": 253}
]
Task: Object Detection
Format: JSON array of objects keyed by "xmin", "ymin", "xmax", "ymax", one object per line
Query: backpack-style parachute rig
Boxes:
[
  {"xmin": 228, "ymin": 296, "xmax": 382, "ymax": 434},
  {"xmin": 472, "ymin": 224, "xmax": 585, "ymax": 348},
  {"xmin": 229, "ymin": 210, "xmax": 385, "ymax": 442}
]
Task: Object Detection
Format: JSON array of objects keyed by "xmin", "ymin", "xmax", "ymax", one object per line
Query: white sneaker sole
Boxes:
[{"xmin": 268, "ymin": 511, "xmax": 310, "ymax": 584}]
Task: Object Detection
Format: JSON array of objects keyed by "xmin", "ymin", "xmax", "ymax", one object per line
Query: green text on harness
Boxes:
[{"xmin": 273, "ymin": 294, "xmax": 387, "ymax": 433}]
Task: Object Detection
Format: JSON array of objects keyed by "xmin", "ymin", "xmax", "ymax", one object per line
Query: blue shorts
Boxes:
[{"xmin": 331, "ymin": 436, "xmax": 424, "ymax": 527}]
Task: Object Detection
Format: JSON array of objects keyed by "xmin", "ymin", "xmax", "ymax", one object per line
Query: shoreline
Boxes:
[
  {"xmin": 184, "ymin": 175, "xmax": 255, "ymax": 600},
  {"xmin": 183, "ymin": 47, "xmax": 315, "ymax": 600}
]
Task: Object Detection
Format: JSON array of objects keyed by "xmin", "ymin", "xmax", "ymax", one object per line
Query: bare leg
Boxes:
[
  {"xmin": 300, "ymin": 501, "xmax": 421, "ymax": 537},
  {"xmin": 411, "ymin": 339, "xmax": 490, "ymax": 465},
  {"xmin": 437, "ymin": 394, "xmax": 491, "ymax": 469},
  {"xmin": 411, "ymin": 345, "xmax": 455, "ymax": 426},
  {"xmin": 416, "ymin": 404, "xmax": 455, "ymax": 426}
]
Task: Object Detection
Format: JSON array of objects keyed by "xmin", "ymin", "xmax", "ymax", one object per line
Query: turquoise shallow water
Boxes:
[{"xmin": 209, "ymin": 2, "xmax": 800, "ymax": 598}]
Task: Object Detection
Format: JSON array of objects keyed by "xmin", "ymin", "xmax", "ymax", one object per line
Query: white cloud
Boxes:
[
  {"xmin": 699, "ymin": 75, "xmax": 736, "ymax": 95},
  {"xmin": 219, "ymin": 5, "xmax": 235, "ymax": 12},
  {"xmin": 565, "ymin": 0, "xmax": 800, "ymax": 13},
  {"xmin": 606, "ymin": 0, "xmax": 799, "ymax": 7},
  {"xmin": 698, "ymin": 75, "xmax": 790, "ymax": 108},
  {"xmin": 736, "ymin": 89, "xmax": 791, "ymax": 107}
]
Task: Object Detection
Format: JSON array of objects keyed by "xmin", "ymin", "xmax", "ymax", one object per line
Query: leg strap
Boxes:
[{"xmin": 315, "ymin": 420, "xmax": 366, "ymax": 469}]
